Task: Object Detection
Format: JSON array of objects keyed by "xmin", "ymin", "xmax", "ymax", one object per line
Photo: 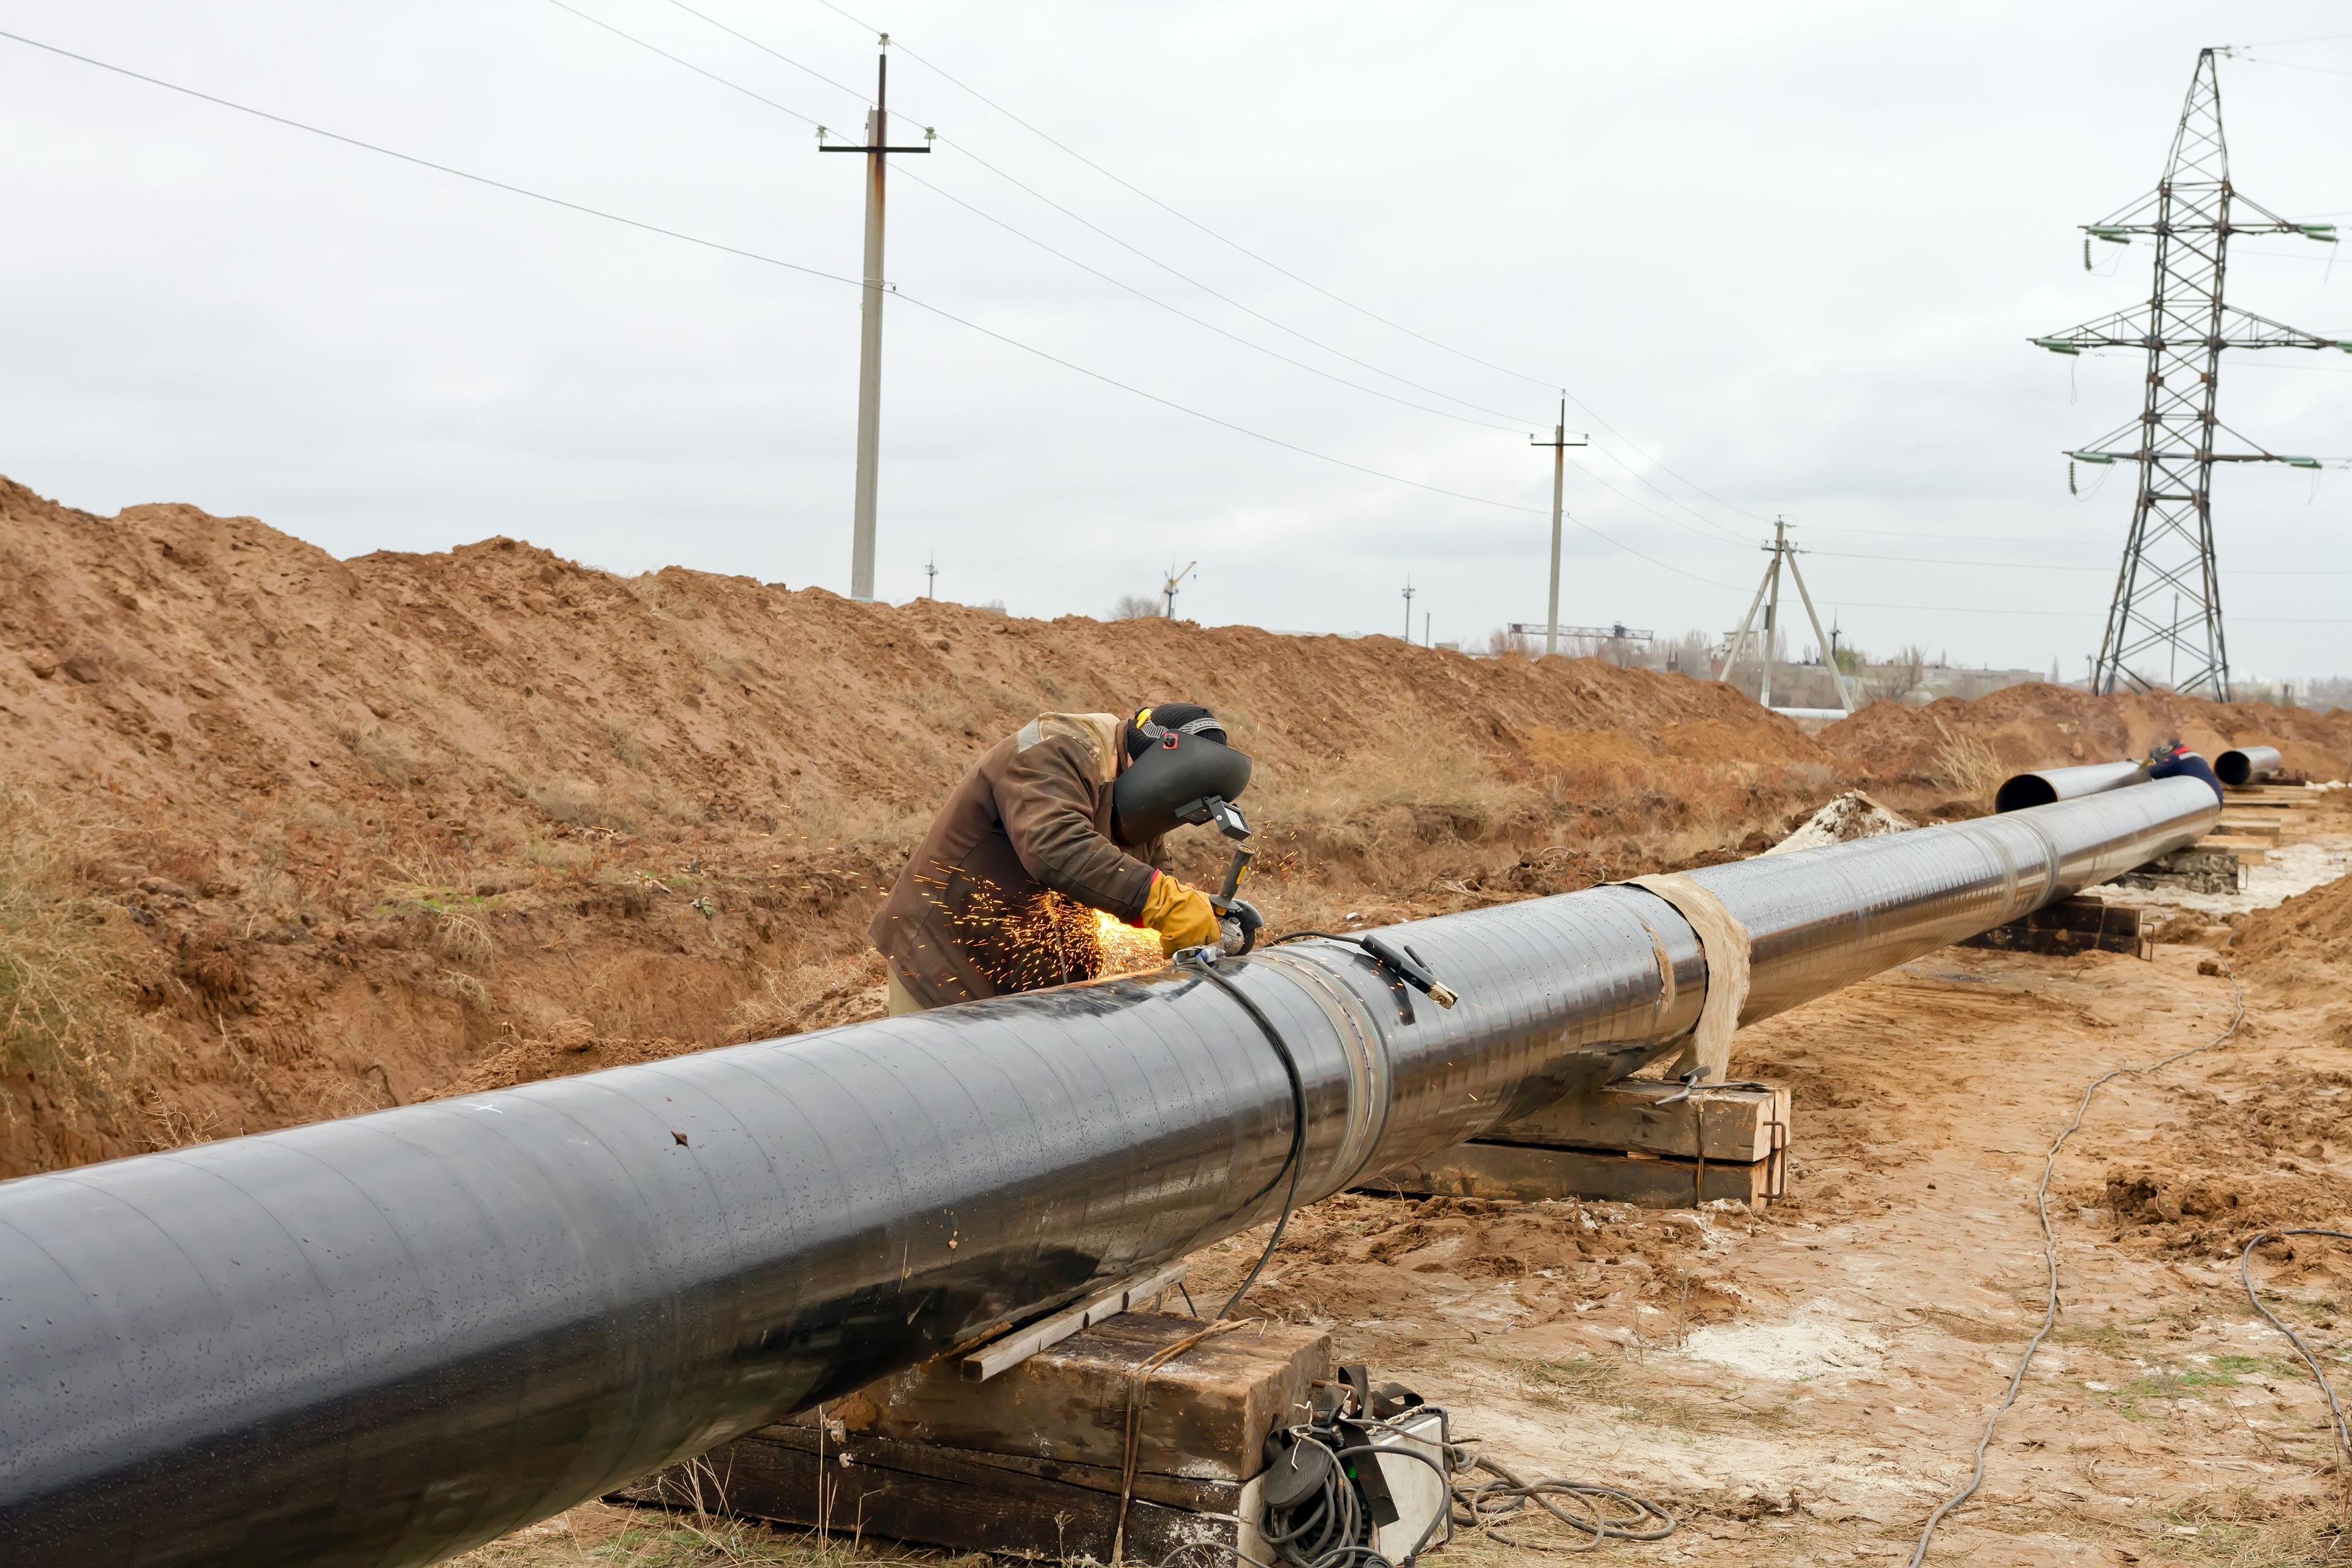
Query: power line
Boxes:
[
  {"xmin": 554, "ymin": 0, "xmax": 1533, "ymax": 435},
  {"xmin": 2234, "ymin": 30, "xmax": 2352, "ymax": 48},
  {"xmin": 1809, "ymin": 548, "xmax": 2352, "ymax": 576},
  {"xmin": 545, "ymin": 0, "xmax": 819, "ymax": 126},
  {"xmin": 521, "ymin": 6, "xmax": 1766, "ymax": 573},
  {"xmin": 0, "ymin": 24, "xmax": 860, "ymax": 287},
  {"xmin": 657, "ymin": 0, "xmax": 870, "ymax": 104},
  {"xmin": 0, "ymin": 23, "xmax": 1736, "ymax": 591},
  {"xmin": 894, "ymin": 167, "xmax": 1521, "ymax": 432},
  {"xmin": 801, "ymin": 0, "xmax": 1778, "ymax": 535}
]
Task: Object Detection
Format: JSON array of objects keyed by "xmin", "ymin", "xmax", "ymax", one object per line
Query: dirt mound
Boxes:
[
  {"xmin": 1821, "ymin": 681, "xmax": 2352, "ymax": 794},
  {"xmin": 2092, "ymin": 1063, "xmax": 2352, "ymax": 1256},
  {"xmin": 2235, "ymin": 873, "xmax": 2352, "ymax": 997},
  {"xmin": 5, "ymin": 470, "xmax": 2347, "ymax": 1178},
  {"xmin": 0, "ymin": 475, "xmax": 1830, "ymax": 1174}
]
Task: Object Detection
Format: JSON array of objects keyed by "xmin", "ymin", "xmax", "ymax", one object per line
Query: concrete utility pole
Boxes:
[
  {"xmin": 1529, "ymin": 397, "xmax": 1590, "ymax": 657},
  {"xmin": 821, "ymin": 40, "xmax": 931, "ymax": 601},
  {"xmin": 1401, "ymin": 576, "xmax": 1416, "ymax": 640},
  {"xmin": 1719, "ymin": 516, "xmax": 1852, "ymax": 714},
  {"xmin": 923, "ymin": 554, "xmax": 937, "ymax": 599}
]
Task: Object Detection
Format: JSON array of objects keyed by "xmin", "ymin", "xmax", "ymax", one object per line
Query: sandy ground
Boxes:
[{"xmin": 470, "ymin": 808, "xmax": 2352, "ymax": 1567}]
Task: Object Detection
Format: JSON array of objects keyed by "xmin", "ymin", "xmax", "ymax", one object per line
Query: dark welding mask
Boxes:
[{"xmin": 1112, "ymin": 708, "xmax": 1252, "ymax": 848}]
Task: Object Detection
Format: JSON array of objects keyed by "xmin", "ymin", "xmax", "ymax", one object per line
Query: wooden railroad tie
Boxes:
[
  {"xmin": 609, "ymin": 1310, "xmax": 1330, "ymax": 1562},
  {"xmin": 1959, "ymin": 894, "xmax": 2149, "ymax": 959},
  {"xmin": 1363, "ymin": 1079, "xmax": 1790, "ymax": 1210}
]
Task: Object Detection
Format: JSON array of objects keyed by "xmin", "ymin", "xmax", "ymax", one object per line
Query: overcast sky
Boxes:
[{"xmin": 2, "ymin": 2, "xmax": 2348, "ymax": 677}]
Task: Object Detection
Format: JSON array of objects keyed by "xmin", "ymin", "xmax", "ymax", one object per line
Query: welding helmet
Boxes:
[{"xmin": 1112, "ymin": 704, "xmax": 1251, "ymax": 848}]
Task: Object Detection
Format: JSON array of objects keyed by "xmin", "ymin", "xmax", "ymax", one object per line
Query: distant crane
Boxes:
[{"xmin": 1160, "ymin": 560, "xmax": 1197, "ymax": 619}]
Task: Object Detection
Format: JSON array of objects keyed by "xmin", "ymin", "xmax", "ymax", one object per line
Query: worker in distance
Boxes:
[
  {"xmin": 869, "ymin": 702, "xmax": 1261, "ymax": 1014},
  {"xmin": 2146, "ymin": 738, "xmax": 2225, "ymax": 803}
]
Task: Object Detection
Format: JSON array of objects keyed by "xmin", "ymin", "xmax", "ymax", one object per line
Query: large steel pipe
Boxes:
[
  {"xmin": 2217, "ymin": 745, "xmax": 2282, "ymax": 787},
  {"xmin": 0, "ymin": 778, "xmax": 2219, "ymax": 1567},
  {"xmin": 1993, "ymin": 758, "xmax": 2146, "ymax": 813}
]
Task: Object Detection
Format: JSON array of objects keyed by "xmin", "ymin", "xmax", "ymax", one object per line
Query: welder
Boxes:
[
  {"xmin": 870, "ymin": 703, "xmax": 1259, "ymax": 1015},
  {"xmin": 2147, "ymin": 739, "xmax": 2226, "ymax": 804}
]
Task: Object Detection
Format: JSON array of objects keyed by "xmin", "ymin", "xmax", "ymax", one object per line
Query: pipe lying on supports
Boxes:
[
  {"xmin": 2217, "ymin": 745, "xmax": 2282, "ymax": 787},
  {"xmin": 0, "ymin": 779, "xmax": 2222, "ymax": 1568},
  {"xmin": 1993, "ymin": 758, "xmax": 2146, "ymax": 813}
]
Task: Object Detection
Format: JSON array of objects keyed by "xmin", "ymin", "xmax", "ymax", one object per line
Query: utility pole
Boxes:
[
  {"xmin": 1423, "ymin": 611, "xmax": 1431, "ymax": 648},
  {"xmin": 2032, "ymin": 47, "xmax": 2343, "ymax": 699},
  {"xmin": 923, "ymin": 554, "xmax": 937, "ymax": 600},
  {"xmin": 1401, "ymin": 576, "xmax": 1415, "ymax": 641},
  {"xmin": 1719, "ymin": 518, "xmax": 1852, "ymax": 714},
  {"xmin": 1529, "ymin": 397, "xmax": 1591, "ymax": 657},
  {"xmin": 820, "ymin": 39, "xmax": 932, "ymax": 602}
]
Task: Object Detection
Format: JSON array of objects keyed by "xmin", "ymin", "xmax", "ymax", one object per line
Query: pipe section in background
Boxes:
[
  {"xmin": 0, "ymin": 779, "xmax": 2222, "ymax": 1568},
  {"xmin": 2217, "ymin": 745, "xmax": 2283, "ymax": 787},
  {"xmin": 1993, "ymin": 758, "xmax": 2146, "ymax": 813}
]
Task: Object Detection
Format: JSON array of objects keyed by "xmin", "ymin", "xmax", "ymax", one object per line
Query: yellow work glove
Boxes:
[{"xmin": 1137, "ymin": 872, "xmax": 1221, "ymax": 957}]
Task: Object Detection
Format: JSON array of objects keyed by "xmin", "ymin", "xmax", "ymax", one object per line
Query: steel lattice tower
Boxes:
[{"xmin": 2032, "ymin": 47, "xmax": 2344, "ymax": 700}]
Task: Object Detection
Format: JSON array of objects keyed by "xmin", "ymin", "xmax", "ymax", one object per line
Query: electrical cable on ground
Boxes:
[
  {"xmin": 2239, "ymin": 1228, "xmax": 2352, "ymax": 1472},
  {"xmin": 1906, "ymin": 967, "xmax": 2246, "ymax": 1566},
  {"xmin": 1447, "ymin": 1444, "xmax": 1677, "ymax": 1553}
]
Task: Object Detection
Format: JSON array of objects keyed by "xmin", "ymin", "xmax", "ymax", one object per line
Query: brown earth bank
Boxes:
[
  {"xmin": 12, "ymin": 478, "xmax": 2352, "ymax": 1566},
  {"xmin": 2, "ymin": 472, "xmax": 2349, "ymax": 1183}
]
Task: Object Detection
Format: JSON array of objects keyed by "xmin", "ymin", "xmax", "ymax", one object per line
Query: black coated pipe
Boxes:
[
  {"xmin": 2217, "ymin": 745, "xmax": 2282, "ymax": 788},
  {"xmin": 1993, "ymin": 758, "xmax": 2145, "ymax": 813},
  {"xmin": 0, "ymin": 779, "xmax": 2220, "ymax": 1567}
]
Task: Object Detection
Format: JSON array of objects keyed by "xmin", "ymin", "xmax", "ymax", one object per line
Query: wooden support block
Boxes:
[
  {"xmin": 2215, "ymin": 817, "xmax": 2283, "ymax": 839},
  {"xmin": 610, "ymin": 1311, "xmax": 1324, "ymax": 1561},
  {"xmin": 1959, "ymin": 895, "xmax": 2146, "ymax": 958},
  {"xmin": 805, "ymin": 1310, "xmax": 1328, "ymax": 1483},
  {"xmin": 962, "ymin": 1260, "xmax": 1186, "ymax": 1381},
  {"xmin": 2195, "ymin": 835, "xmax": 2270, "ymax": 864},
  {"xmin": 1365, "ymin": 1140, "xmax": 1778, "ymax": 1208},
  {"xmin": 611, "ymin": 1423, "xmax": 1261, "ymax": 1562},
  {"xmin": 1484, "ymin": 1079, "xmax": 1789, "ymax": 1164}
]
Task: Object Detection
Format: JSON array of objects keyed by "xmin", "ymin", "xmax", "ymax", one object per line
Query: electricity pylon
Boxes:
[{"xmin": 2032, "ymin": 47, "xmax": 2345, "ymax": 700}]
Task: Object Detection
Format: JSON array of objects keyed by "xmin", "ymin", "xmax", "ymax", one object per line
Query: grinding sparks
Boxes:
[
  {"xmin": 1093, "ymin": 907, "xmax": 1166, "ymax": 977},
  {"xmin": 919, "ymin": 868, "xmax": 1166, "ymax": 995}
]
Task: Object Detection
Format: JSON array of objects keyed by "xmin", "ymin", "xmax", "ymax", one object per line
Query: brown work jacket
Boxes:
[{"xmin": 870, "ymin": 713, "xmax": 1166, "ymax": 1009}]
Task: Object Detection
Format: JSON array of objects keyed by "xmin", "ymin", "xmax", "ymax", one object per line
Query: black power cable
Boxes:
[{"xmin": 1172, "ymin": 949, "xmax": 1309, "ymax": 1321}]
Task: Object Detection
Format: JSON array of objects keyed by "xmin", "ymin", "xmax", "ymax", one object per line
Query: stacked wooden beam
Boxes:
[
  {"xmin": 611, "ymin": 1311, "xmax": 1329, "ymax": 1561},
  {"xmin": 1959, "ymin": 894, "xmax": 2147, "ymax": 958},
  {"xmin": 1365, "ymin": 1079, "xmax": 1789, "ymax": 1208}
]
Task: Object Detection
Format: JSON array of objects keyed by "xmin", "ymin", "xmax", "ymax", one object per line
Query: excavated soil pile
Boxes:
[
  {"xmin": 2, "ymin": 473, "xmax": 2346, "ymax": 1178},
  {"xmin": 1820, "ymin": 680, "xmax": 2352, "ymax": 794},
  {"xmin": 0, "ymin": 477, "xmax": 1820, "ymax": 1174},
  {"xmin": 2234, "ymin": 869, "xmax": 2352, "ymax": 1001}
]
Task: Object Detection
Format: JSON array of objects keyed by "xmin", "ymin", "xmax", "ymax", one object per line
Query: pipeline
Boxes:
[
  {"xmin": 2217, "ymin": 745, "xmax": 2282, "ymax": 788},
  {"xmin": 0, "ymin": 778, "xmax": 2220, "ymax": 1567},
  {"xmin": 1993, "ymin": 758, "xmax": 2146, "ymax": 813}
]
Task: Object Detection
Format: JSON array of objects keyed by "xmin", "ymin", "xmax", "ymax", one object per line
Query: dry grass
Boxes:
[
  {"xmin": 0, "ymin": 783, "xmax": 158, "ymax": 1114},
  {"xmin": 1928, "ymin": 719, "xmax": 2004, "ymax": 799},
  {"xmin": 454, "ymin": 1493, "xmax": 984, "ymax": 1568},
  {"xmin": 2144, "ymin": 1488, "xmax": 2352, "ymax": 1566}
]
